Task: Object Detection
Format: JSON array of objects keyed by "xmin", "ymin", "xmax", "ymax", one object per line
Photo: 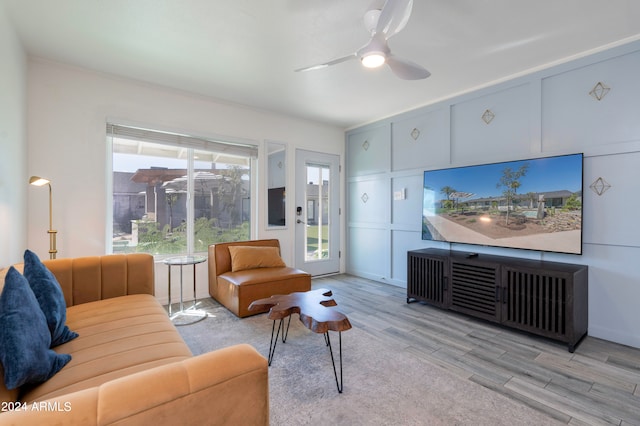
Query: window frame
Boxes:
[{"xmin": 106, "ymin": 122, "xmax": 258, "ymax": 258}]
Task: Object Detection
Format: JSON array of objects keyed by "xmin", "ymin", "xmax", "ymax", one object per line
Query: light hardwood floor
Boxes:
[{"xmin": 312, "ymin": 274, "xmax": 640, "ymax": 426}]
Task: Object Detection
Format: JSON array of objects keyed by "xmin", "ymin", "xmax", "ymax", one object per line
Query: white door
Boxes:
[{"xmin": 294, "ymin": 150, "xmax": 340, "ymax": 276}]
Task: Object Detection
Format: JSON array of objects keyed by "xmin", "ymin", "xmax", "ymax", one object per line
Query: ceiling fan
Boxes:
[{"xmin": 295, "ymin": 0, "xmax": 430, "ymax": 80}]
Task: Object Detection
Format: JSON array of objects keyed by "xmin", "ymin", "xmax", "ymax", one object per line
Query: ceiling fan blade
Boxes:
[
  {"xmin": 386, "ymin": 55, "xmax": 430, "ymax": 80},
  {"xmin": 295, "ymin": 53, "xmax": 357, "ymax": 73},
  {"xmin": 376, "ymin": 0, "xmax": 413, "ymax": 39}
]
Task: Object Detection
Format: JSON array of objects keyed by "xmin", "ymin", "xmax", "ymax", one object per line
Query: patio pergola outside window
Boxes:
[{"xmin": 107, "ymin": 123, "xmax": 257, "ymax": 256}]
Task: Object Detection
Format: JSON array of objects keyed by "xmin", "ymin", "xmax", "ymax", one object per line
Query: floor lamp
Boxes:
[{"xmin": 29, "ymin": 176, "xmax": 57, "ymax": 259}]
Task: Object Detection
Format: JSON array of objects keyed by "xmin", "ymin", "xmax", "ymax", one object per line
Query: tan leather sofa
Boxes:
[
  {"xmin": 0, "ymin": 254, "xmax": 268, "ymax": 426},
  {"xmin": 208, "ymin": 239, "xmax": 311, "ymax": 317}
]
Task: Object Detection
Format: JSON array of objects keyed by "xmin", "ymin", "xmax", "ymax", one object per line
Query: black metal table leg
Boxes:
[
  {"xmin": 267, "ymin": 316, "xmax": 294, "ymax": 366},
  {"xmin": 325, "ymin": 331, "xmax": 344, "ymax": 393},
  {"xmin": 282, "ymin": 315, "xmax": 292, "ymax": 343},
  {"xmin": 267, "ymin": 319, "xmax": 282, "ymax": 366}
]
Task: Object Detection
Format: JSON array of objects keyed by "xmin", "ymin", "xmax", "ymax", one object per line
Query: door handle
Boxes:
[{"xmin": 296, "ymin": 219, "xmax": 306, "ymax": 224}]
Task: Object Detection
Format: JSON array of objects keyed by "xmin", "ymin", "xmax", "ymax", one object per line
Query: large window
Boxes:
[{"xmin": 107, "ymin": 124, "xmax": 256, "ymax": 256}]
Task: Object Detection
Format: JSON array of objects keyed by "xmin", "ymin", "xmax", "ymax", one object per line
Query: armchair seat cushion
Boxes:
[{"xmin": 220, "ymin": 266, "xmax": 309, "ymax": 286}]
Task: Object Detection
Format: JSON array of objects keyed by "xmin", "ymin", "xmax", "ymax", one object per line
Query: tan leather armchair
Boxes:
[{"xmin": 208, "ymin": 239, "xmax": 311, "ymax": 317}]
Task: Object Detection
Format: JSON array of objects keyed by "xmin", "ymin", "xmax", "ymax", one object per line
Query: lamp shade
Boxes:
[{"xmin": 29, "ymin": 176, "xmax": 51, "ymax": 186}]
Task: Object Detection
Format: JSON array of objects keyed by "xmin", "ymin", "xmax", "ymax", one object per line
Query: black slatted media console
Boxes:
[{"xmin": 407, "ymin": 249, "xmax": 588, "ymax": 352}]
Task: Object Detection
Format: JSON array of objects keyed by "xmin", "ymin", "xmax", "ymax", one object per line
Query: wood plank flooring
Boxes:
[{"xmin": 313, "ymin": 274, "xmax": 640, "ymax": 426}]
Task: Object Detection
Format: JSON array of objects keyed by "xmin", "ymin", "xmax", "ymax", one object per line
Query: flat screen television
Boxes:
[{"xmin": 422, "ymin": 153, "xmax": 583, "ymax": 255}]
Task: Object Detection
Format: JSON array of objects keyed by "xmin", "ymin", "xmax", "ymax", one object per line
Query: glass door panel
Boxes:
[
  {"xmin": 305, "ymin": 164, "xmax": 330, "ymax": 261},
  {"xmin": 295, "ymin": 150, "xmax": 339, "ymax": 276}
]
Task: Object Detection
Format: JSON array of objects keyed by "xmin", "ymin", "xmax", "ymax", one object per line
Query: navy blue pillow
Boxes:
[
  {"xmin": 23, "ymin": 249, "xmax": 78, "ymax": 347},
  {"xmin": 0, "ymin": 267, "xmax": 72, "ymax": 390}
]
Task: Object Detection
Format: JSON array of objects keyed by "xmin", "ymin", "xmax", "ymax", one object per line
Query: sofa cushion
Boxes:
[
  {"xmin": 23, "ymin": 249, "xmax": 78, "ymax": 347},
  {"xmin": 0, "ymin": 267, "xmax": 71, "ymax": 390},
  {"xmin": 20, "ymin": 293, "xmax": 192, "ymax": 403},
  {"xmin": 228, "ymin": 246, "xmax": 286, "ymax": 272}
]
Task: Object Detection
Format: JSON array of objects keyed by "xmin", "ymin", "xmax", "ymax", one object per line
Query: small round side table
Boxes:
[{"xmin": 163, "ymin": 255, "xmax": 207, "ymax": 325}]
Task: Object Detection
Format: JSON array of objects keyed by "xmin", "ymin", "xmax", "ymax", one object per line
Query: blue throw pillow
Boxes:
[
  {"xmin": 0, "ymin": 267, "xmax": 72, "ymax": 390},
  {"xmin": 23, "ymin": 249, "xmax": 78, "ymax": 347}
]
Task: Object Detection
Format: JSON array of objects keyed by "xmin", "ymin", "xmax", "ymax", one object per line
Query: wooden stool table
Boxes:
[{"xmin": 248, "ymin": 288, "xmax": 352, "ymax": 393}]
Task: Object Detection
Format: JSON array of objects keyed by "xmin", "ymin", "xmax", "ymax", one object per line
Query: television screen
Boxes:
[{"xmin": 422, "ymin": 153, "xmax": 583, "ymax": 254}]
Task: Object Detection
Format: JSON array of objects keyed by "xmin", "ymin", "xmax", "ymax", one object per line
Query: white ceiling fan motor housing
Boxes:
[{"xmin": 363, "ymin": 8, "xmax": 382, "ymax": 35}]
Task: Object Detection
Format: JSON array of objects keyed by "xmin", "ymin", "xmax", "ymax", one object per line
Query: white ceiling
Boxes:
[{"xmin": 4, "ymin": 0, "xmax": 640, "ymax": 129}]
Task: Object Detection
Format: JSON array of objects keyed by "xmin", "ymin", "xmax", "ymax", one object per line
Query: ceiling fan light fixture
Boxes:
[
  {"xmin": 295, "ymin": 0, "xmax": 430, "ymax": 79},
  {"xmin": 361, "ymin": 52, "xmax": 386, "ymax": 68}
]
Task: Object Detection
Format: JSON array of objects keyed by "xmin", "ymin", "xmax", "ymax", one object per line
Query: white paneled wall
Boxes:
[
  {"xmin": 346, "ymin": 40, "xmax": 640, "ymax": 349},
  {"xmin": 391, "ymin": 175, "xmax": 422, "ymax": 229},
  {"xmin": 582, "ymin": 153, "xmax": 640, "ymax": 247},
  {"xmin": 450, "ymin": 83, "xmax": 533, "ymax": 164},
  {"xmin": 347, "ymin": 227, "xmax": 390, "ymax": 281},
  {"xmin": 346, "ymin": 124, "xmax": 390, "ymax": 177},
  {"xmin": 348, "ymin": 178, "xmax": 390, "ymax": 225},
  {"xmin": 542, "ymin": 51, "xmax": 640, "ymax": 148},
  {"xmin": 391, "ymin": 108, "xmax": 448, "ymax": 171}
]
